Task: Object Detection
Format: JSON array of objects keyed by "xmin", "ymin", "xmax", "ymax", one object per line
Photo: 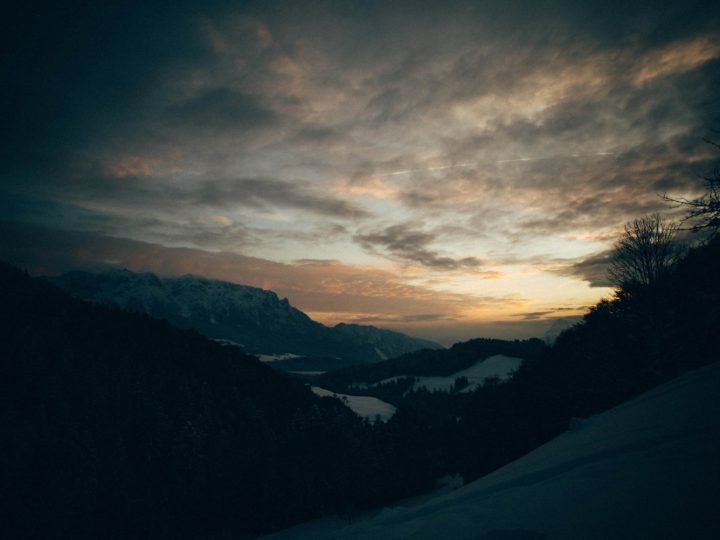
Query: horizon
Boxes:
[
  {"xmin": 2, "ymin": 1, "xmax": 719, "ymax": 344},
  {"xmin": 73, "ymin": 263, "xmax": 578, "ymax": 347}
]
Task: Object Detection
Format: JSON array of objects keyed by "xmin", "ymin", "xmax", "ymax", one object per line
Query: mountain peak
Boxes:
[{"xmin": 51, "ymin": 269, "xmax": 440, "ymax": 366}]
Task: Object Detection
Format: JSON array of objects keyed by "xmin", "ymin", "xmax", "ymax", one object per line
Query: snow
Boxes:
[
  {"xmin": 373, "ymin": 354, "xmax": 523, "ymax": 393},
  {"xmin": 453, "ymin": 354, "xmax": 522, "ymax": 381},
  {"xmin": 213, "ymin": 338, "xmax": 244, "ymax": 348},
  {"xmin": 258, "ymin": 353, "xmax": 302, "ymax": 362},
  {"xmin": 264, "ymin": 362, "xmax": 720, "ymax": 539},
  {"xmin": 311, "ymin": 386, "xmax": 397, "ymax": 422}
]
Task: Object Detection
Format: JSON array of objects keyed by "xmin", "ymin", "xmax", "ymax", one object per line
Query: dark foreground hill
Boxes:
[
  {"xmin": 321, "ymin": 337, "xmax": 546, "ymax": 383},
  {"xmin": 50, "ymin": 269, "xmax": 441, "ymax": 367},
  {"xmin": 264, "ymin": 361, "xmax": 720, "ymax": 539},
  {"xmin": 262, "ymin": 236, "xmax": 720, "ymax": 539},
  {"xmin": 3, "ymin": 235, "xmax": 718, "ymax": 539},
  {"xmin": 0, "ymin": 263, "xmax": 415, "ymax": 539}
]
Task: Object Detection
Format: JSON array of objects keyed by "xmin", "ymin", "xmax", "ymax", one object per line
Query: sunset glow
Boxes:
[{"xmin": 2, "ymin": 1, "xmax": 718, "ymax": 344}]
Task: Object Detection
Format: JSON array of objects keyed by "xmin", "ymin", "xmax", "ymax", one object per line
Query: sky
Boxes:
[{"xmin": 2, "ymin": 0, "xmax": 719, "ymax": 344}]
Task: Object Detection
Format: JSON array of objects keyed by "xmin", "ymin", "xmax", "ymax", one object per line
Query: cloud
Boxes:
[
  {"xmin": 2, "ymin": 1, "xmax": 719, "ymax": 342},
  {"xmin": 8, "ymin": 168, "xmax": 369, "ymax": 233},
  {"xmin": 354, "ymin": 223, "xmax": 482, "ymax": 270},
  {"xmin": 559, "ymin": 249, "xmax": 616, "ymax": 287},
  {"xmin": 349, "ymin": 313, "xmax": 456, "ymax": 324},
  {"xmin": 516, "ymin": 307, "xmax": 589, "ymax": 321},
  {"xmin": 633, "ymin": 35, "xmax": 720, "ymax": 85},
  {"xmin": 0, "ymin": 191, "xmax": 358, "ymax": 260},
  {"xmin": 0, "ymin": 220, "xmax": 502, "ymax": 325},
  {"xmin": 193, "ymin": 178, "xmax": 370, "ymax": 218}
]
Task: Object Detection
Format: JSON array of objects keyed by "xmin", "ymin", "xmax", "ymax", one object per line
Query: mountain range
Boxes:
[
  {"xmin": 50, "ymin": 269, "xmax": 442, "ymax": 367},
  {"xmin": 0, "ymin": 262, "xmax": 408, "ymax": 538},
  {"xmin": 3, "ymin": 232, "xmax": 720, "ymax": 539}
]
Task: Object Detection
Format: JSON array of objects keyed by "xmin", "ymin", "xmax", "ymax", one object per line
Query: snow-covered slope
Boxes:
[
  {"xmin": 311, "ymin": 387, "xmax": 397, "ymax": 422},
  {"xmin": 372, "ymin": 354, "xmax": 523, "ymax": 393},
  {"xmin": 263, "ymin": 362, "xmax": 720, "ymax": 539}
]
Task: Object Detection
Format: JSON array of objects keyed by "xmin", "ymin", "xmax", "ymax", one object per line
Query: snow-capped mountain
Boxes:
[{"xmin": 51, "ymin": 269, "xmax": 442, "ymax": 364}]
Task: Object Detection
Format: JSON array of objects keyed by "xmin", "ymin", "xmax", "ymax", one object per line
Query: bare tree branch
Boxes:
[
  {"xmin": 608, "ymin": 214, "xmax": 680, "ymax": 290},
  {"xmin": 662, "ymin": 137, "xmax": 720, "ymax": 234}
]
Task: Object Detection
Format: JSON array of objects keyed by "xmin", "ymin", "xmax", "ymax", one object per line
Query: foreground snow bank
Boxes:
[{"xmin": 266, "ymin": 362, "xmax": 720, "ymax": 539}]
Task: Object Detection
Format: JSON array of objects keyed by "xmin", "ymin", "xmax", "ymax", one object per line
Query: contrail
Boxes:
[
  {"xmin": 378, "ymin": 152, "xmax": 614, "ymax": 176},
  {"xmin": 383, "ymin": 162, "xmax": 476, "ymax": 176}
]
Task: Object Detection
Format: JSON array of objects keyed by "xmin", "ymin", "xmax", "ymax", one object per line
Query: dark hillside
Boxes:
[
  {"xmin": 0, "ymin": 264, "xmax": 404, "ymax": 539},
  {"xmin": 342, "ymin": 236, "xmax": 720, "ymax": 486},
  {"xmin": 450, "ymin": 235, "xmax": 720, "ymax": 480},
  {"xmin": 320, "ymin": 338, "xmax": 545, "ymax": 385},
  {"xmin": 2, "ymin": 236, "xmax": 717, "ymax": 539}
]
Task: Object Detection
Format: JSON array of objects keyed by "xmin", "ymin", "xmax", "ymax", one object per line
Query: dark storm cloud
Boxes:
[
  {"xmin": 11, "ymin": 167, "xmax": 368, "ymax": 222},
  {"xmin": 0, "ymin": 193, "xmax": 250, "ymax": 250},
  {"xmin": 560, "ymin": 250, "xmax": 615, "ymax": 287},
  {"xmin": 0, "ymin": 190, "xmax": 355, "ymax": 256},
  {"xmin": 354, "ymin": 223, "xmax": 482, "ymax": 270}
]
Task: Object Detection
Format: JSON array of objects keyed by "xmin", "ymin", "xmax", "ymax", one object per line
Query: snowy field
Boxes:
[
  {"xmin": 371, "ymin": 354, "xmax": 523, "ymax": 393},
  {"xmin": 265, "ymin": 362, "xmax": 720, "ymax": 539},
  {"xmin": 309, "ymin": 355, "xmax": 522, "ymax": 424},
  {"xmin": 311, "ymin": 386, "xmax": 397, "ymax": 422}
]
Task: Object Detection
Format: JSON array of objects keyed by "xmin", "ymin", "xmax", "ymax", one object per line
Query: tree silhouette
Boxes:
[
  {"xmin": 608, "ymin": 214, "xmax": 679, "ymax": 290},
  {"xmin": 663, "ymin": 136, "xmax": 720, "ymax": 234}
]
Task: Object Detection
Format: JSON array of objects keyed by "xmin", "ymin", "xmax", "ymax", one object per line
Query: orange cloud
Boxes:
[
  {"xmin": 634, "ymin": 35, "xmax": 720, "ymax": 85},
  {"xmin": 103, "ymin": 155, "xmax": 181, "ymax": 178},
  {"xmin": 1, "ymin": 222, "xmax": 506, "ymax": 332}
]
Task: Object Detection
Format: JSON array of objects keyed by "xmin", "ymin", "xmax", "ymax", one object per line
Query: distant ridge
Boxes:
[
  {"xmin": 51, "ymin": 269, "xmax": 442, "ymax": 366},
  {"xmin": 316, "ymin": 337, "xmax": 546, "ymax": 402},
  {"xmin": 320, "ymin": 337, "xmax": 545, "ymax": 385}
]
